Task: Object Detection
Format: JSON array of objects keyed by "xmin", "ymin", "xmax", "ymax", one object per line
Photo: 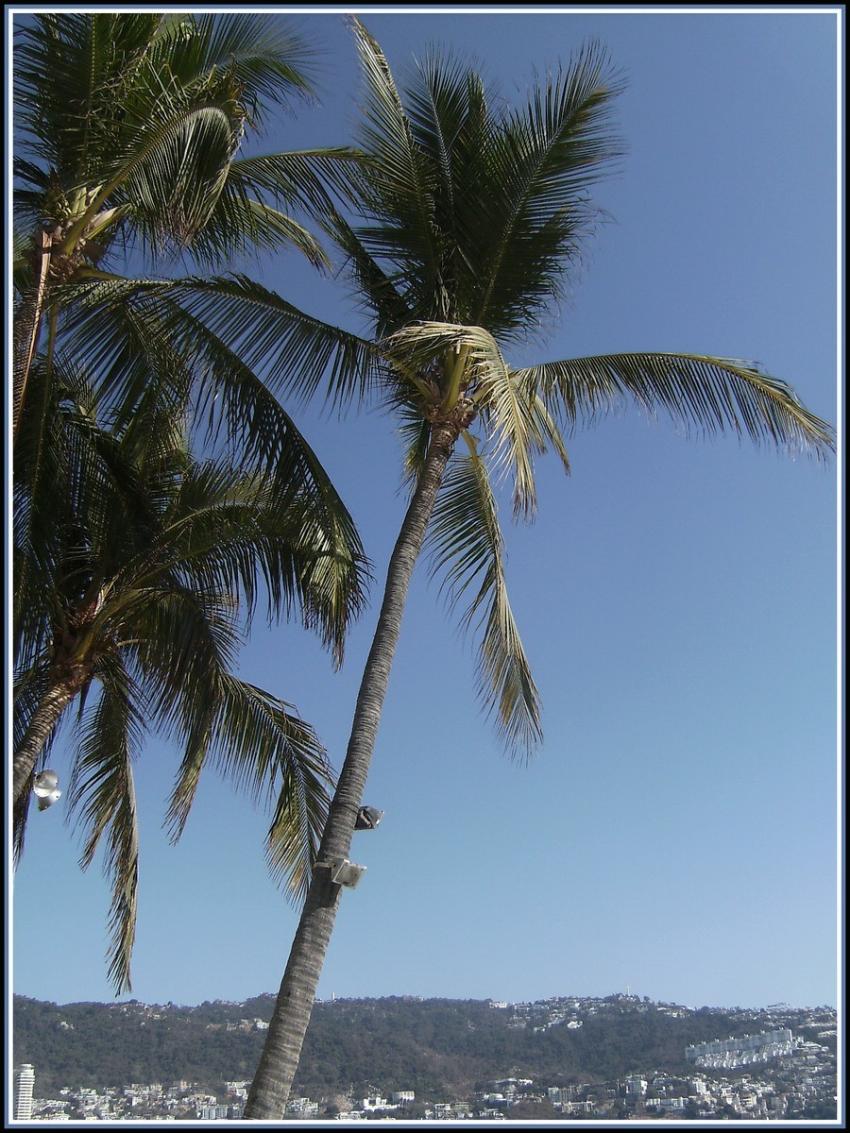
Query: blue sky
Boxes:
[{"xmin": 10, "ymin": 7, "xmax": 841, "ymax": 1012}]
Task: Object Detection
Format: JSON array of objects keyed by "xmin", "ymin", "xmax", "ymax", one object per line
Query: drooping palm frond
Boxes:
[
  {"xmin": 517, "ymin": 351, "xmax": 836, "ymax": 457},
  {"xmin": 165, "ymin": 674, "xmax": 332, "ymax": 903},
  {"xmin": 226, "ymin": 149, "xmax": 368, "ymax": 216},
  {"xmin": 13, "ymin": 349, "xmax": 155, "ymax": 674},
  {"xmin": 67, "ymin": 657, "xmax": 143, "ymax": 993},
  {"xmin": 427, "ymin": 434, "xmax": 542, "ymax": 759},
  {"xmin": 163, "ymin": 273, "xmax": 383, "ymax": 408},
  {"xmin": 181, "ymin": 193, "xmax": 330, "ymax": 270},
  {"xmin": 60, "ymin": 285, "xmax": 372, "ymax": 661}
]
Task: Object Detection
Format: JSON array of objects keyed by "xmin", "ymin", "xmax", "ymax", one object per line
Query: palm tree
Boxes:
[
  {"xmin": 13, "ymin": 356, "xmax": 369, "ymax": 993},
  {"xmin": 12, "ymin": 12, "xmax": 377, "ymax": 996},
  {"xmin": 202, "ymin": 24, "xmax": 832, "ymax": 1115}
]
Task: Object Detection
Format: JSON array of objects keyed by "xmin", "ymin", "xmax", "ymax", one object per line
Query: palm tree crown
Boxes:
[
  {"xmin": 185, "ymin": 20, "xmax": 833, "ymax": 760},
  {"xmin": 13, "ymin": 11, "xmax": 361, "ymax": 446}
]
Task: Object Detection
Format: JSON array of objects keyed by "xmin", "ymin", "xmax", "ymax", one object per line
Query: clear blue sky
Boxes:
[{"xmin": 10, "ymin": 7, "xmax": 841, "ymax": 1012}]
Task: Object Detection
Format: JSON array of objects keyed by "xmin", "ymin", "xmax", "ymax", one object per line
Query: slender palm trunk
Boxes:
[
  {"xmin": 13, "ymin": 670, "xmax": 85, "ymax": 803},
  {"xmin": 244, "ymin": 423, "xmax": 458, "ymax": 1118},
  {"xmin": 13, "ymin": 230, "xmax": 54, "ymax": 441}
]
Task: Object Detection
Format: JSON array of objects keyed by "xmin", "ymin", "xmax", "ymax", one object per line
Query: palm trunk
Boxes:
[
  {"xmin": 13, "ymin": 230, "xmax": 54, "ymax": 441},
  {"xmin": 13, "ymin": 672, "xmax": 83, "ymax": 803},
  {"xmin": 244, "ymin": 423, "xmax": 458, "ymax": 1118}
]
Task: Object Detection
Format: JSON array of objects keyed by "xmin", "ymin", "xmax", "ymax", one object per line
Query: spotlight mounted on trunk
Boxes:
[
  {"xmin": 355, "ymin": 806, "xmax": 384, "ymax": 831},
  {"xmin": 33, "ymin": 770, "xmax": 62, "ymax": 810},
  {"xmin": 315, "ymin": 858, "xmax": 367, "ymax": 889}
]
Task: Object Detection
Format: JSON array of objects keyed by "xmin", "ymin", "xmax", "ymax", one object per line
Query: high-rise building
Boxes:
[{"xmin": 15, "ymin": 1064, "xmax": 35, "ymax": 1120}]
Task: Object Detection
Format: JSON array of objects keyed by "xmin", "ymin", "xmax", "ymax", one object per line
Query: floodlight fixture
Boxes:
[
  {"xmin": 315, "ymin": 858, "xmax": 367, "ymax": 889},
  {"xmin": 33, "ymin": 770, "xmax": 62, "ymax": 810},
  {"xmin": 355, "ymin": 806, "xmax": 384, "ymax": 831}
]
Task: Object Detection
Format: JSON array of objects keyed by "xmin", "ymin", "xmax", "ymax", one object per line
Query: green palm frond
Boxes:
[
  {"xmin": 398, "ymin": 412, "xmax": 432, "ymax": 488},
  {"xmin": 50, "ymin": 280, "xmax": 196, "ymax": 433},
  {"xmin": 165, "ymin": 675, "xmax": 332, "ymax": 903},
  {"xmin": 123, "ymin": 582, "xmax": 244, "ymax": 737},
  {"xmin": 174, "ymin": 13, "xmax": 317, "ymax": 119},
  {"xmin": 227, "ymin": 149, "xmax": 368, "ymax": 216},
  {"xmin": 517, "ymin": 351, "xmax": 835, "ymax": 457},
  {"xmin": 324, "ymin": 207, "xmax": 413, "ymax": 337},
  {"xmin": 86, "ymin": 98, "xmax": 240, "ymax": 254},
  {"xmin": 64, "ymin": 290, "xmax": 372, "ymax": 658},
  {"xmin": 351, "ymin": 18, "xmax": 439, "ymax": 303},
  {"xmin": 68, "ymin": 658, "xmax": 143, "ymax": 994},
  {"xmin": 165, "ymin": 273, "xmax": 383, "ymax": 407},
  {"xmin": 168, "ymin": 190, "xmax": 330, "ymax": 271},
  {"xmin": 428, "ymin": 435, "xmax": 542, "ymax": 758},
  {"xmin": 474, "ymin": 44, "xmax": 623, "ymax": 337},
  {"xmin": 15, "ymin": 13, "xmax": 321, "ymax": 258}
]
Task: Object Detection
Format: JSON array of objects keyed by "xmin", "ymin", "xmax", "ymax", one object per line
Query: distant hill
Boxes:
[{"xmin": 12, "ymin": 993, "xmax": 829, "ymax": 1099}]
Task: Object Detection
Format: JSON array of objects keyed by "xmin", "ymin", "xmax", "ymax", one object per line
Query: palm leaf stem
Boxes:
[{"xmin": 440, "ymin": 344, "xmax": 470, "ymax": 412}]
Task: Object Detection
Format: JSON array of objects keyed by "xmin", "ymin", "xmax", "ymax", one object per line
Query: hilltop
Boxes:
[{"xmin": 12, "ymin": 992, "xmax": 836, "ymax": 1101}]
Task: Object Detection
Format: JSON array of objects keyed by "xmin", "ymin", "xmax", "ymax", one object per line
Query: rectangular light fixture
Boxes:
[{"xmin": 315, "ymin": 858, "xmax": 367, "ymax": 889}]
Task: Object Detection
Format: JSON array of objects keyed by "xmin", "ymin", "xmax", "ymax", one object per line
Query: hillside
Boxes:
[{"xmin": 13, "ymin": 993, "xmax": 830, "ymax": 1099}]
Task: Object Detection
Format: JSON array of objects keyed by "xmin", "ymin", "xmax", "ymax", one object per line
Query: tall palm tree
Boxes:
[
  {"xmin": 13, "ymin": 356, "xmax": 369, "ymax": 993},
  {"xmin": 201, "ymin": 23, "xmax": 832, "ymax": 1115}
]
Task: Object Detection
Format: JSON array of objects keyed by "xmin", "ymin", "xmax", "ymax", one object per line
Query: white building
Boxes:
[
  {"xmin": 358, "ymin": 1096, "xmax": 391, "ymax": 1112},
  {"xmin": 198, "ymin": 1104, "xmax": 229, "ymax": 1119},
  {"xmin": 16, "ymin": 1064, "xmax": 36, "ymax": 1120}
]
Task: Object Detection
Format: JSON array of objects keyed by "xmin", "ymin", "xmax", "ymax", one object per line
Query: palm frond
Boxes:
[
  {"xmin": 474, "ymin": 43, "xmax": 624, "ymax": 336},
  {"xmin": 325, "ymin": 207, "xmax": 413, "ymax": 336},
  {"xmin": 228, "ymin": 148, "xmax": 368, "ymax": 216},
  {"xmin": 67, "ymin": 659, "xmax": 143, "ymax": 994},
  {"xmin": 517, "ymin": 351, "xmax": 835, "ymax": 457},
  {"xmin": 178, "ymin": 191, "xmax": 330, "ymax": 270},
  {"xmin": 427, "ymin": 435, "xmax": 542, "ymax": 759},
  {"xmin": 166, "ymin": 273, "xmax": 382, "ymax": 407},
  {"xmin": 350, "ymin": 17, "xmax": 440, "ymax": 302},
  {"xmin": 166, "ymin": 675, "xmax": 332, "ymax": 902},
  {"xmin": 175, "ymin": 13, "xmax": 317, "ymax": 120}
]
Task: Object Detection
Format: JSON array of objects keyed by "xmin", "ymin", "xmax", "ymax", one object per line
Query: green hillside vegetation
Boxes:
[{"xmin": 13, "ymin": 994, "xmax": 794, "ymax": 1098}]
